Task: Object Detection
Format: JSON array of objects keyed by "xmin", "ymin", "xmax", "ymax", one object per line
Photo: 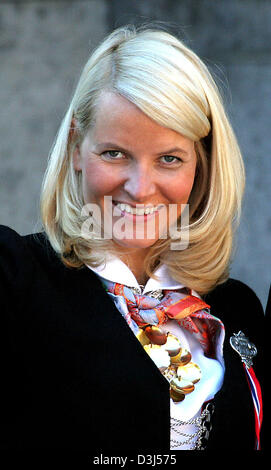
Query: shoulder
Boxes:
[
  {"xmin": 205, "ymin": 277, "xmax": 262, "ymax": 302},
  {"xmin": 0, "ymin": 224, "xmax": 25, "ymax": 253},
  {"xmin": 266, "ymin": 284, "xmax": 271, "ymax": 316},
  {"xmin": 0, "ymin": 225, "xmax": 62, "ymax": 288},
  {"xmin": 0, "ymin": 224, "xmax": 101, "ymax": 288},
  {"xmin": 0, "ymin": 224, "xmax": 61, "ymax": 264},
  {"xmin": 0, "ymin": 225, "xmax": 31, "ymax": 286},
  {"xmin": 0, "ymin": 223, "xmax": 45, "ymax": 260},
  {"xmin": 204, "ymin": 278, "xmax": 264, "ymax": 325}
]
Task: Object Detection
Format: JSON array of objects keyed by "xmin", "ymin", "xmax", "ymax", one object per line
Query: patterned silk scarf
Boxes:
[{"xmin": 102, "ymin": 280, "xmax": 224, "ymax": 360}]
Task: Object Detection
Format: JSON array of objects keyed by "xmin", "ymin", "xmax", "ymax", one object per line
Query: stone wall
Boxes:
[{"xmin": 0, "ymin": 0, "xmax": 270, "ymax": 308}]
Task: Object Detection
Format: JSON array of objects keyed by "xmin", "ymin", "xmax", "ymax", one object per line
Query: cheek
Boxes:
[
  {"xmin": 166, "ymin": 173, "xmax": 196, "ymax": 203},
  {"xmin": 82, "ymin": 162, "xmax": 121, "ymax": 199}
]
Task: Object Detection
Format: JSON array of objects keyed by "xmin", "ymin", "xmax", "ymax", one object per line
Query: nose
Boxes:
[{"xmin": 123, "ymin": 163, "xmax": 156, "ymax": 203}]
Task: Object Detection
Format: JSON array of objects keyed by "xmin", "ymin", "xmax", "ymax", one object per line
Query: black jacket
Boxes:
[{"xmin": 0, "ymin": 225, "xmax": 264, "ymax": 452}]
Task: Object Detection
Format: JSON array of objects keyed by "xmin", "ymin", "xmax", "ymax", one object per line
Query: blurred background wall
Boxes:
[{"xmin": 0, "ymin": 0, "xmax": 270, "ymax": 309}]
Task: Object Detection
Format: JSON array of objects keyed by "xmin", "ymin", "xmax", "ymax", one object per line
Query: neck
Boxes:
[{"xmin": 116, "ymin": 247, "xmax": 151, "ymax": 286}]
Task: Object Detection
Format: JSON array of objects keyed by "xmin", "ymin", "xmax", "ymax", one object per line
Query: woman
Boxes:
[{"xmin": 0, "ymin": 25, "xmax": 264, "ymax": 452}]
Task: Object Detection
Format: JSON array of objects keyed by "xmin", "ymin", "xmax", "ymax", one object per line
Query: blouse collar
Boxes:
[{"xmin": 87, "ymin": 255, "xmax": 185, "ymax": 294}]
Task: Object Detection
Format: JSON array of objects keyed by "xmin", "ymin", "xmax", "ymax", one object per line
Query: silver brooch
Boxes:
[
  {"xmin": 148, "ymin": 290, "xmax": 164, "ymax": 300},
  {"xmin": 229, "ymin": 331, "xmax": 257, "ymax": 368},
  {"xmin": 131, "ymin": 286, "xmax": 163, "ymax": 300}
]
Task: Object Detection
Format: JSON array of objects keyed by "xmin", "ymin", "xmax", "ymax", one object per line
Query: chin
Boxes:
[{"xmin": 112, "ymin": 237, "xmax": 158, "ymax": 251}]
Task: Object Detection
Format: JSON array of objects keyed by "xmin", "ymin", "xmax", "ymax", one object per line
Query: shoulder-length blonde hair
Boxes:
[{"xmin": 40, "ymin": 24, "xmax": 245, "ymax": 295}]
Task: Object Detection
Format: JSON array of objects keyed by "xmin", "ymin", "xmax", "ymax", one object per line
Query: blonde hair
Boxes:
[{"xmin": 40, "ymin": 24, "xmax": 245, "ymax": 295}]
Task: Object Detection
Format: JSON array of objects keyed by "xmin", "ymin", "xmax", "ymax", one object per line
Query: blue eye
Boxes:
[
  {"xmin": 102, "ymin": 150, "xmax": 124, "ymax": 160},
  {"xmin": 161, "ymin": 155, "xmax": 181, "ymax": 164},
  {"xmin": 108, "ymin": 151, "xmax": 122, "ymax": 157}
]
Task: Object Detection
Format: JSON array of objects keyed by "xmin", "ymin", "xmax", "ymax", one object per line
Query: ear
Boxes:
[
  {"xmin": 73, "ymin": 144, "xmax": 82, "ymax": 171},
  {"xmin": 70, "ymin": 118, "xmax": 82, "ymax": 171}
]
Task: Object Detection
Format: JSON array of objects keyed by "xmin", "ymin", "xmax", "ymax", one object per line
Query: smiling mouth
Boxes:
[{"xmin": 113, "ymin": 201, "xmax": 165, "ymax": 216}]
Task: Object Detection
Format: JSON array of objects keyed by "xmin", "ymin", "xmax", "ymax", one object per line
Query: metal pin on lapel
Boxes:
[
  {"xmin": 229, "ymin": 331, "xmax": 257, "ymax": 369},
  {"xmin": 230, "ymin": 331, "xmax": 262, "ymax": 450}
]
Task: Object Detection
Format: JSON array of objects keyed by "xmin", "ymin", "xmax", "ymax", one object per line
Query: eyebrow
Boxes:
[
  {"xmin": 94, "ymin": 142, "xmax": 189, "ymax": 156},
  {"xmin": 157, "ymin": 147, "xmax": 189, "ymax": 156}
]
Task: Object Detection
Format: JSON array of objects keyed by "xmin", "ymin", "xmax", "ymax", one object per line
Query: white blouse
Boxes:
[{"xmin": 87, "ymin": 256, "xmax": 225, "ymax": 450}]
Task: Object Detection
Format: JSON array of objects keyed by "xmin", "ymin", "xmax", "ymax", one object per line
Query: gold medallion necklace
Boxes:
[{"xmin": 136, "ymin": 325, "xmax": 201, "ymax": 402}]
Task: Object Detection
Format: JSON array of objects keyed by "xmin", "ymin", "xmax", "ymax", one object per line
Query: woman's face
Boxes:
[{"xmin": 73, "ymin": 91, "xmax": 197, "ymax": 252}]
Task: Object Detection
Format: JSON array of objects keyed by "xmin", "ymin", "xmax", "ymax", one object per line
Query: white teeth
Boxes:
[{"xmin": 115, "ymin": 202, "xmax": 160, "ymax": 215}]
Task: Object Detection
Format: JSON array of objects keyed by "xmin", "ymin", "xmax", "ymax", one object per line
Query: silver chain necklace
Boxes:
[{"xmin": 170, "ymin": 402, "xmax": 215, "ymax": 450}]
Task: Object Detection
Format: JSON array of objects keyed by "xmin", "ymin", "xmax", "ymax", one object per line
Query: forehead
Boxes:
[{"xmin": 90, "ymin": 91, "xmax": 193, "ymax": 151}]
